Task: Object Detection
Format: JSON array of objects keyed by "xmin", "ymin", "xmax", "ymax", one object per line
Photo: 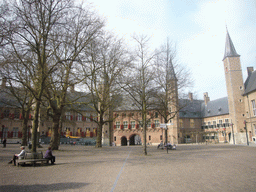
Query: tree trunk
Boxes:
[
  {"xmin": 50, "ymin": 115, "xmax": 61, "ymax": 150},
  {"xmin": 108, "ymin": 121, "xmax": 112, "ymax": 146},
  {"xmin": 21, "ymin": 117, "xmax": 29, "ymax": 146},
  {"xmin": 31, "ymin": 100, "xmax": 40, "ymax": 153},
  {"xmin": 96, "ymin": 123, "xmax": 103, "ymax": 148}
]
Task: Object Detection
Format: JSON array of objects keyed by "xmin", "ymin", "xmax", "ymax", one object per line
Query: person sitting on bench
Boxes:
[
  {"xmin": 44, "ymin": 146, "xmax": 55, "ymax": 164},
  {"xmin": 8, "ymin": 146, "xmax": 26, "ymax": 166}
]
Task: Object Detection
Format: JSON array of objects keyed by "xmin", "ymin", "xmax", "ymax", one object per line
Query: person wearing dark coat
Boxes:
[{"xmin": 44, "ymin": 146, "xmax": 55, "ymax": 164}]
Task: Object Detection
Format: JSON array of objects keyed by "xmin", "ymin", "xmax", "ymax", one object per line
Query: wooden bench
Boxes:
[{"xmin": 17, "ymin": 152, "xmax": 49, "ymax": 167}]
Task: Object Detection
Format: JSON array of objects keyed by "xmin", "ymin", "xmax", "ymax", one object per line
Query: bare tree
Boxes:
[
  {"xmin": 82, "ymin": 32, "xmax": 131, "ymax": 148},
  {"xmin": 44, "ymin": 3, "xmax": 104, "ymax": 150},
  {"xmin": 153, "ymin": 39, "xmax": 192, "ymax": 144},
  {"xmin": 121, "ymin": 34, "xmax": 157, "ymax": 155},
  {"xmin": 0, "ymin": 0, "xmax": 75, "ymax": 153}
]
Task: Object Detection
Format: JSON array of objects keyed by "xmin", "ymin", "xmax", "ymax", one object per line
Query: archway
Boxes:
[
  {"xmin": 129, "ymin": 134, "xmax": 141, "ymax": 145},
  {"xmin": 121, "ymin": 136, "xmax": 127, "ymax": 146}
]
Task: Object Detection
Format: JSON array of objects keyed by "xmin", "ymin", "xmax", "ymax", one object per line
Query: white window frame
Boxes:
[{"xmin": 252, "ymin": 100, "xmax": 256, "ymax": 116}]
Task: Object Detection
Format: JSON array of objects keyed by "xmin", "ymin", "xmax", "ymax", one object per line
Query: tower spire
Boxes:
[{"xmin": 223, "ymin": 29, "xmax": 240, "ymax": 60}]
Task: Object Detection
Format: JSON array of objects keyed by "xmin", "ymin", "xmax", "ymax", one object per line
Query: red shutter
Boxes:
[
  {"xmin": 90, "ymin": 115, "xmax": 93, "ymax": 122},
  {"xmin": 128, "ymin": 124, "xmax": 131, "ymax": 129},
  {"xmin": 135, "ymin": 124, "xmax": 139, "ymax": 129},
  {"xmin": 76, "ymin": 116, "xmax": 78, "ymax": 121},
  {"xmin": 81, "ymin": 132, "xmax": 84, "ymax": 137},
  {"xmin": 151, "ymin": 123, "xmax": 155, "ymax": 128},
  {"xmin": 70, "ymin": 132, "xmax": 72, "ymax": 136},
  {"xmin": 70, "ymin": 115, "xmax": 73, "ymax": 120},
  {"xmin": 90, "ymin": 132, "xmax": 93, "ymax": 137},
  {"xmin": 19, "ymin": 114, "xmax": 23, "ymax": 120},
  {"xmin": 121, "ymin": 125, "xmax": 124, "ymax": 130},
  {"xmin": 114, "ymin": 125, "xmax": 116, "ymax": 129}
]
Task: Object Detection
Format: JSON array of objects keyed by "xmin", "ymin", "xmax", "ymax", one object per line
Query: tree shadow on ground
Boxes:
[{"xmin": 1, "ymin": 182, "xmax": 88, "ymax": 192}]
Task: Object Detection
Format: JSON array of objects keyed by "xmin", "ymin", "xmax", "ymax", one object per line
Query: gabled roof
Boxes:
[
  {"xmin": 201, "ymin": 97, "xmax": 229, "ymax": 118},
  {"xmin": 179, "ymin": 99, "xmax": 203, "ymax": 118},
  {"xmin": 244, "ymin": 70, "xmax": 256, "ymax": 95},
  {"xmin": 223, "ymin": 30, "xmax": 240, "ymax": 61}
]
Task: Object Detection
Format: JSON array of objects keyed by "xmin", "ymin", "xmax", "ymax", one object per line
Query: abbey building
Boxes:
[{"xmin": 1, "ymin": 30, "xmax": 255, "ymax": 146}]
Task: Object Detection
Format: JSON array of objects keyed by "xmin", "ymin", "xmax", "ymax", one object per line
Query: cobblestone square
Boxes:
[{"xmin": 1, "ymin": 144, "xmax": 256, "ymax": 192}]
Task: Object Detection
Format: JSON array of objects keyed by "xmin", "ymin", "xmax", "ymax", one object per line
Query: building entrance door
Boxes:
[
  {"xmin": 129, "ymin": 134, "xmax": 141, "ymax": 145},
  {"xmin": 121, "ymin": 136, "xmax": 127, "ymax": 146}
]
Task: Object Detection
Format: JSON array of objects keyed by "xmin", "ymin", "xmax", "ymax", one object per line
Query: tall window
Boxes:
[
  {"xmin": 155, "ymin": 112, "xmax": 158, "ymax": 118},
  {"xmin": 154, "ymin": 120, "xmax": 159, "ymax": 127},
  {"xmin": 131, "ymin": 121, "xmax": 135, "ymax": 128},
  {"xmin": 123, "ymin": 121, "xmax": 128, "ymax": 129},
  {"xmin": 252, "ymin": 100, "xmax": 256, "ymax": 116},
  {"xmin": 139, "ymin": 120, "xmax": 143, "ymax": 128},
  {"xmin": 77, "ymin": 114, "xmax": 82, "ymax": 121},
  {"xmin": 13, "ymin": 127, "xmax": 19, "ymax": 137},
  {"xmin": 213, "ymin": 121, "xmax": 216, "ymax": 128},
  {"xmin": 219, "ymin": 120, "xmax": 223, "ymax": 127},
  {"xmin": 179, "ymin": 119, "xmax": 183, "ymax": 128},
  {"xmin": 190, "ymin": 119, "xmax": 195, "ymax": 128},
  {"xmin": 116, "ymin": 121, "xmax": 120, "ymax": 129},
  {"xmin": 225, "ymin": 119, "xmax": 229, "ymax": 127},
  {"xmin": 65, "ymin": 112, "xmax": 71, "ymax": 120}
]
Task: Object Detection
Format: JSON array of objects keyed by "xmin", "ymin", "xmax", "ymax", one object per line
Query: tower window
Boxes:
[{"xmin": 240, "ymin": 86, "xmax": 243, "ymax": 90}]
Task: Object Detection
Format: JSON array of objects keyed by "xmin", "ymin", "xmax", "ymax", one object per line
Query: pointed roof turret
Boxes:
[
  {"xmin": 223, "ymin": 29, "xmax": 240, "ymax": 60},
  {"xmin": 168, "ymin": 59, "xmax": 177, "ymax": 81}
]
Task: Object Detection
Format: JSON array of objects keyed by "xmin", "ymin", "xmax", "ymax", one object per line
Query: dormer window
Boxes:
[
  {"xmin": 207, "ymin": 110, "xmax": 210, "ymax": 113},
  {"xmin": 218, "ymin": 108, "xmax": 221, "ymax": 111}
]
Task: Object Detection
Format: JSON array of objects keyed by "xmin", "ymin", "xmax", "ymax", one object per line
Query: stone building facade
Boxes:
[{"xmin": 0, "ymin": 30, "xmax": 255, "ymax": 146}]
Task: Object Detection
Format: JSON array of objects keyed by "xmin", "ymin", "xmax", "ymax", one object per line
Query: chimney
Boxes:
[
  {"xmin": 204, "ymin": 92, "xmax": 210, "ymax": 105},
  {"xmin": 247, "ymin": 67, "xmax": 254, "ymax": 77},
  {"xmin": 188, "ymin": 92, "xmax": 193, "ymax": 101},
  {"xmin": 1, "ymin": 77, "xmax": 7, "ymax": 89}
]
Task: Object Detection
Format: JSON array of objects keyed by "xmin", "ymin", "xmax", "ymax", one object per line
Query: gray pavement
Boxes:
[{"xmin": 1, "ymin": 143, "xmax": 256, "ymax": 192}]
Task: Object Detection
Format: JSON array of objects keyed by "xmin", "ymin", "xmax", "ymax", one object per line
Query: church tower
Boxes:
[
  {"xmin": 168, "ymin": 58, "xmax": 179, "ymax": 144},
  {"xmin": 223, "ymin": 30, "xmax": 246, "ymax": 142}
]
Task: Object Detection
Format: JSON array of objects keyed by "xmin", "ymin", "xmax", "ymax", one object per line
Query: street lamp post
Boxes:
[
  {"xmin": 244, "ymin": 120, "xmax": 249, "ymax": 146},
  {"xmin": 231, "ymin": 122, "xmax": 235, "ymax": 144}
]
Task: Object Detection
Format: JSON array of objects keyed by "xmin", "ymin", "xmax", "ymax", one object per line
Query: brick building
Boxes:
[{"xmin": 1, "ymin": 30, "xmax": 256, "ymax": 146}]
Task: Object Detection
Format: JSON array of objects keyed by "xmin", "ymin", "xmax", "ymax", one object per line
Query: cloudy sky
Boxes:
[{"xmin": 86, "ymin": 0, "xmax": 256, "ymax": 100}]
